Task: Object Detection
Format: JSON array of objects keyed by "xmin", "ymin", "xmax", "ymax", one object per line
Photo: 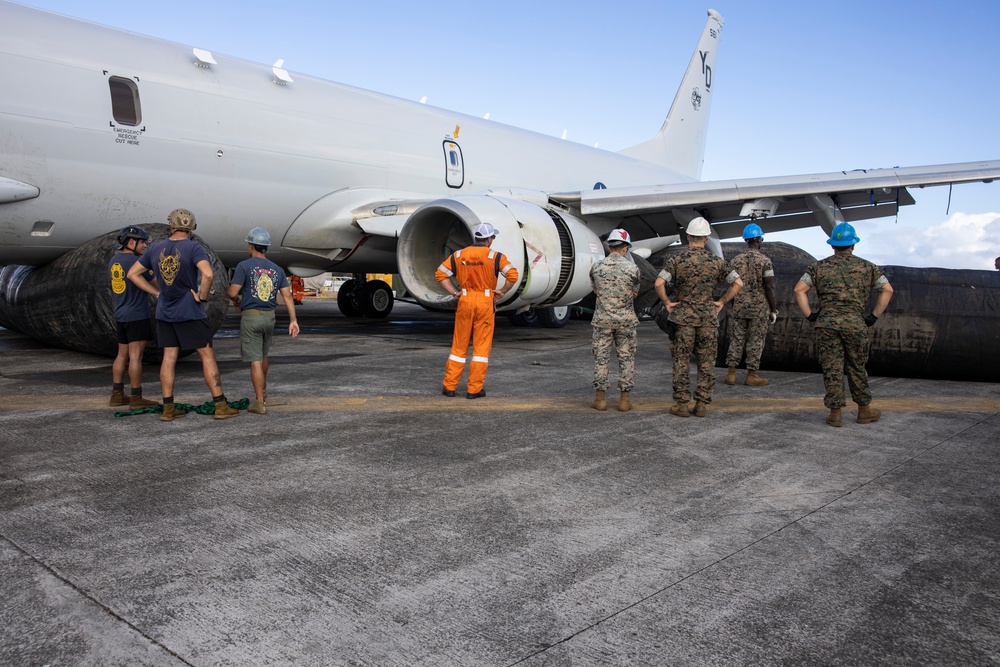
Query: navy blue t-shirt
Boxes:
[
  {"xmin": 138, "ymin": 238, "xmax": 210, "ymax": 322},
  {"xmin": 109, "ymin": 252, "xmax": 153, "ymax": 322},
  {"xmin": 231, "ymin": 257, "xmax": 290, "ymax": 311}
]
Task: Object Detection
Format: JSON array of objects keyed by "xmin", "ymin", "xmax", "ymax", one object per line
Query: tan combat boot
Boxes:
[
  {"xmin": 744, "ymin": 370, "xmax": 769, "ymax": 387},
  {"xmin": 617, "ymin": 391, "xmax": 632, "ymax": 412},
  {"xmin": 826, "ymin": 408, "xmax": 842, "ymax": 427},
  {"xmin": 591, "ymin": 390, "xmax": 607, "ymax": 411},
  {"xmin": 692, "ymin": 401, "xmax": 708, "ymax": 417},
  {"xmin": 857, "ymin": 404, "xmax": 881, "ymax": 424},
  {"xmin": 161, "ymin": 403, "xmax": 186, "ymax": 422},
  {"xmin": 248, "ymin": 400, "xmax": 267, "ymax": 415},
  {"xmin": 724, "ymin": 366, "xmax": 736, "ymax": 385},
  {"xmin": 214, "ymin": 400, "xmax": 240, "ymax": 420},
  {"xmin": 110, "ymin": 388, "xmax": 128, "ymax": 406},
  {"xmin": 129, "ymin": 392, "xmax": 159, "ymax": 409},
  {"xmin": 669, "ymin": 401, "xmax": 690, "ymax": 417}
]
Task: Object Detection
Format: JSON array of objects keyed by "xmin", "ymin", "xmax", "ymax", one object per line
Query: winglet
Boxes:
[{"xmin": 619, "ymin": 9, "xmax": 724, "ymax": 181}]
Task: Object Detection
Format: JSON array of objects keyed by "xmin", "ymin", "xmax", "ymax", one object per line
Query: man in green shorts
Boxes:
[{"xmin": 228, "ymin": 227, "xmax": 300, "ymax": 415}]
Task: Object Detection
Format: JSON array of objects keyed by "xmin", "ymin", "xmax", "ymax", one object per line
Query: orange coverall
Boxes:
[{"xmin": 436, "ymin": 245, "xmax": 519, "ymax": 394}]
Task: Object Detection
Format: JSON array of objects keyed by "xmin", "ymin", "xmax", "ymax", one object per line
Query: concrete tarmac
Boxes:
[{"xmin": 1, "ymin": 300, "xmax": 999, "ymax": 666}]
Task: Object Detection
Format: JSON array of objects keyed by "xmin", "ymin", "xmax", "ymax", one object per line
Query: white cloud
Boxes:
[{"xmin": 865, "ymin": 212, "xmax": 1000, "ymax": 270}]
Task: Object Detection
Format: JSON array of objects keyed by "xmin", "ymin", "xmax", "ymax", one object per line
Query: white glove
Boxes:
[{"xmin": 768, "ymin": 311, "xmax": 778, "ymax": 325}]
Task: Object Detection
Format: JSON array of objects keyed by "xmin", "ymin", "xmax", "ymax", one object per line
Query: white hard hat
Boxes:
[
  {"xmin": 606, "ymin": 228, "xmax": 632, "ymax": 247},
  {"xmin": 686, "ymin": 217, "xmax": 712, "ymax": 237},
  {"xmin": 473, "ymin": 223, "xmax": 499, "ymax": 239}
]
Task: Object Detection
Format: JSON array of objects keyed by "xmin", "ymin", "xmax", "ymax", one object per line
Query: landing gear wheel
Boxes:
[
  {"xmin": 337, "ymin": 279, "xmax": 362, "ymax": 317},
  {"xmin": 537, "ymin": 306, "xmax": 571, "ymax": 328},
  {"xmin": 360, "ymin": 280, "xmax": 394, "ymax": 318},
  {"xmin": 507, "ymin": 309, "xmax": 539, "ymax": 327}
]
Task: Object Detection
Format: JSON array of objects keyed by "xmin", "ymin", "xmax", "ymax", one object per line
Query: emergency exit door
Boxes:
[{"xmin": 443, "ymin": 140, "xmax": 464, "ymax": 188}]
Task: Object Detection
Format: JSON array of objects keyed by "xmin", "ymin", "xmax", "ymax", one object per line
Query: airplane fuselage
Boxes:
[{"xmin": 0, "ymin": 1, "xmax": 684, "ymax": 273}]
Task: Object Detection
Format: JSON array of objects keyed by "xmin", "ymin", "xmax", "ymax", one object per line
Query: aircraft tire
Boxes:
[
  {"xmin": 337, "ymin": 279, "xmax": 362, "ymax": 317},
  {"xmin": 360, "ymin": 280, "xmax": 394, "ymax": 318},
  {"xmin": 537, "ymin": 306, "xmax": 571, "ymax": 328},
  {"xmin": 506, "ymin": 309, "xmax": 539, "ymax": 327}
]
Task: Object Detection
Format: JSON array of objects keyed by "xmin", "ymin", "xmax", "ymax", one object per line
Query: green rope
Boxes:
[{"xmin": 114, "ymin": 398, "xmax": 250, "ymax": 418}]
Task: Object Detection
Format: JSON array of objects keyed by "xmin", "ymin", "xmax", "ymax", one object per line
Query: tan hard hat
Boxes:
[{"xmin": 167, "ymin": 208, "xmax": 197, "ymax": 232}]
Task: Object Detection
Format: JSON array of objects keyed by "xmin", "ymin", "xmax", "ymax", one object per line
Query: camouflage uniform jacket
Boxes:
[
  {"xmin": 590, "ymin": 253, "xmax": 640, "ymax": 328},
  {"xmin": 800, "ymin": 252, "xmax": 888, "ymax": 333},
  {"xmin": 658, "ymin": 247, "xmax": 739, "ymax": 326},
  {"xmin": 730, "ymin": 247, "xmax": 774, "ymax": 319}
]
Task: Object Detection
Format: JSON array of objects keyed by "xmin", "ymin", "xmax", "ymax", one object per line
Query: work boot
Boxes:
[
  {"xmin": 617, "ymin": 391, "xmax": 632, "ymax": 412},
  {"xmin": 826, "ymin": 408, "xmax": 843, "ymax": 427},
  {"xmin": 248, "ymin": 400, "xmax": 267, "ymax": 415},
  {"xmin": 591, "ymin": 390, "xmax": 607, "ymax": 411},
  {"xmin": 109, "ymin": 388, "xmax": 128, "ymax": 406},
  {"xmin": 724, "ymin": 366, "xmax": 736, "ymax": 385},
  {"xmin": 669, "ymin": 401, "xmax": 690, "ymax": 417},
  {"xmin": 129, "ymin": 392, "xmax": 158, "ymax": 409},
  {"xmin": 441, "ymin": 387, "xmax": 456, "ymax": 397},
  {"xmin": 856, "ymin": 404, "xmax": 881, "ymax": 424},
  {"xmin": 160, "ymin": 403, "xmax": 186, "ymax": 422},
  {"xmin": 214, "ymin": 400, "xmax": 240, "ymax": 420},
  {"xmin": 466, "ymin": 390, "xmax": 486, "ymax": 400},
  {"xmin": 744, "ymin": 370, "xmax": 769, "ymax": 387},
  {"xmin": 692, "ymin": 401, "xmax": 708, "ymax": 417}
]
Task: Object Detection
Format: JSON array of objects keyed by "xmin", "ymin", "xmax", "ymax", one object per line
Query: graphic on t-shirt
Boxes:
[
  {"xmin": 252, "ymin": 267, "xmax": 276, "ymax": 302},
  {"xmin": 159, "ymin": 247, "xmax": 181, "ymax": 285},
  {"xmin": 111, "ymin": 262, "xmax": 126, "ymax": 294}
]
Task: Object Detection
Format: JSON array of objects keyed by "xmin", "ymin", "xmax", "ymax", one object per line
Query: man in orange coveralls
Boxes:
[{"xmin": 436, "ymin": 222, "xmax": 519, "ymax": 399}]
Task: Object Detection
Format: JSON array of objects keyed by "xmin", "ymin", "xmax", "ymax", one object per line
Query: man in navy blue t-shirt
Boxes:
[
  {"xmin": 128, "ymin": 209, "xmax": 239, "ymax": 421},
  {"xmin": 228, "ymin": 227, "xmax": 299, "ymax": 415},
  {"xmin": 108, "ymin": 226, "xmax": 158, "ymax": 409}
]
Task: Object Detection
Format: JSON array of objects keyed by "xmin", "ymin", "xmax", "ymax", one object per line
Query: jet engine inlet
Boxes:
[{"xmin": 396, "ymin": 194, "xmax": 605, "ymax": 311}]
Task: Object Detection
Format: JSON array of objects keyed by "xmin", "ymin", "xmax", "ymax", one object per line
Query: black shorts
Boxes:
[
  {"xmin": 157, "ymin": 319, "xmax": 213, "ymax": 351},
  {"xmin": 116, "ymin": 319, "xmax": 153, "ymax": 345}
]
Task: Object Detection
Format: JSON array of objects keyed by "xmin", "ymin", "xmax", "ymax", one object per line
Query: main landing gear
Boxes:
[
  {"xmin": 506, "ymin": 305, "xmax": 572, "ymax": 328},
  {"xmin": 336, "ymin": 275, "xmax": 394, "ymax": 318}
]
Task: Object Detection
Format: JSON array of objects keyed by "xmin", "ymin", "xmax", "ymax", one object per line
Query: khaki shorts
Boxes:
[{"xmin": 240, "ymin": 310, "xmax": 275, "ymax": 362}]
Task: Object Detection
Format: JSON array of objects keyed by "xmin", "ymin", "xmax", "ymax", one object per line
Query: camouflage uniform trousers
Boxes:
[
  {"xmin": 592, "ymin": 325, "xmax": 637, "ymax": 392},
  {"xmin": 670, "ymin": 323, "xmax": 718, "ymax": 404},
  {"xmin": 726, "ymin": 314, "xmax": 768, "ymax": 370},
  {"xmin": 816, "ymin": 327, "xmax": 872, "ymax": 409}
]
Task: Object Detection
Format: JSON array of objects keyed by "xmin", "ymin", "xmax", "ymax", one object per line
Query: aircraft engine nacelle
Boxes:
[{"xmin": 397, "ymin": 194, "xmax": 605, "ymax": 311}]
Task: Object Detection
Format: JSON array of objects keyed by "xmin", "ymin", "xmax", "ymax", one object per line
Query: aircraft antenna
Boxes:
[{"xmin": 272, "ymin": 59, "xmax": 293, "ymax": 84}]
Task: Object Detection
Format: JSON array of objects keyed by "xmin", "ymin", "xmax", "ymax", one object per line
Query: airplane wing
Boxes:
[{"xmin": 549, "ymin": 160, "xmax": 1000, "ymax": 241}]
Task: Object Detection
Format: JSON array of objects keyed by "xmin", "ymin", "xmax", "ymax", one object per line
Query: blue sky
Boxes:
[{"xmin": 13, "ymin": 0, "xmax": 1000, "ymax": 269}]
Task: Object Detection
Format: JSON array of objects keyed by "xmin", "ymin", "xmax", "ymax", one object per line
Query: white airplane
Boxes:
[{"xmin": 1, "ymin": 1, "xmax": 999, "ymax": 344}]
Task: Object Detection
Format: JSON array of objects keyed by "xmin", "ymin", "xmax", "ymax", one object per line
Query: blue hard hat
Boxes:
[
  {"xmin": 827, "ymin": 222, "xmax": 860, "ymax": 246},
  {"xmin": 246, "ymin": 226, "xmax": 271, "ymax": 246},
  {"xmin": 742, "ymin": 223, "xmax": 763, "ymax": 240}
]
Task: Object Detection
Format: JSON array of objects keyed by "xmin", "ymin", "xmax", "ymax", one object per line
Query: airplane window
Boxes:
[
  {"xmin": 108, "ymin": 76, "xmax": 142, "ymax": 126},
  {"xmin": 450, "ymin": 151, "xmax": 458, "ymax": 167}
]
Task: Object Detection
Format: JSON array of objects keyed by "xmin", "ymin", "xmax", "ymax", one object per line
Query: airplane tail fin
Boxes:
[{"xmin": 619, "ymin": 9, "xmax": 724, "ymax": 181}]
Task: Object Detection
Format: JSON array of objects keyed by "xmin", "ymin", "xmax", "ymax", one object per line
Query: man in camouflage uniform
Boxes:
[
  {"xmin": 590, "ymin": 228, "xmax": 641, "ymax": 412},
  {"xmin": 793, "ymin": 222, "xmax": 894, "ymax": 427},
  {"xmin": 654, "ymin": 217, "xmax": 742, "ymax": 418},
  {"xmin": 725, "ymin": 223, "xmax": 778, "ymax": 387}
]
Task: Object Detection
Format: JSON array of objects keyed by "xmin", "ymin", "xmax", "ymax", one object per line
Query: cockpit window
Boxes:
[{"xmin": 109, "ymin": 76, "xmax": 141, "ymax": 126}]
